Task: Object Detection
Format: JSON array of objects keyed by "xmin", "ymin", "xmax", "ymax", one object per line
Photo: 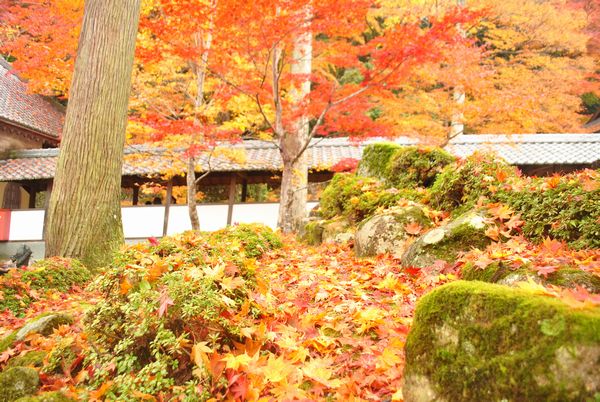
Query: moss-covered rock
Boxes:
[
  {"xmin": 0, "ymin": 367, "xmax": 40, "ymax": 402},
  {"xmin": 14, "ymin": 392, "xmax": 75, "ymax": 402},
  {"xmin": 0, "ymin": 314, "xmax": 73, "ymax": 353},
  {"xmin": 462, "ymin": 262, "xmax": 600, "ymax": 293},
  {"xmin": 299, "ymin": 219, "xmax": 325, "ymax": 245},
  {"xmin": 355, "ymin": 205, "xmax": 433, "ymax": 257},
  {"xmin": 7, "ymin": 351, "xmax": 47, "ymax": 369},
  {"xmin": 404, "ymin": 281, "xmax": 600, "ymax": 402},
  {"xmin": 386, "ymin": 146, "xmax": 455, "ymax": 188},
  {"xmin": 357, "ymin": 142, "xmax": 401, "ymax": 179},
  {"xmin": 321, "ymin": 218, "xmax": 353, "ymax": 244},
  {"xmin": 401, "ymin": 210, "xmax": 491, "ymax": 269}
]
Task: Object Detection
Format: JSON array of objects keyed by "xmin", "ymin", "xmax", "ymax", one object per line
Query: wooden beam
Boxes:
[
  {"xmin": 28, "ymin": 187, "xmax": 38, "ymax": 209},
  {"xmin": 162, "ymin": 179, "xmax": 173, "ymax": 237},
  {"xmin": 132, "ymin": 185, "xmax": 139, "ymax": 206},
  {"xmin": 241, "ymin": 178, "xmax": 248, "ymax": 202},
  {"xmin": 226, "ymin": 175, "xmax": 237, "ymax": 226}
]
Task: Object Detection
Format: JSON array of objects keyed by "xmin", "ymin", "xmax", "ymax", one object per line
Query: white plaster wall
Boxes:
[{"xmin": 7, "ymin": 202, "xmax": 320, "ymax": 241}]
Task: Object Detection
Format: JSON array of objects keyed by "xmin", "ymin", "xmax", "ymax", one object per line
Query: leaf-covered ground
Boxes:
[{"xmin": 0, "ymin": 231, "xmax": 598, "ymax": 401}]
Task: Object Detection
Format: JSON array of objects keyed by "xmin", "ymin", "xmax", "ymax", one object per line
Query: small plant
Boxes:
[
  {"xmin": 429, "ymin": 152, "xmax": 520, "ymax": 213},
  {"xmin": 83, "ymin": 226, "xmax": 281, "ymax": 399}
]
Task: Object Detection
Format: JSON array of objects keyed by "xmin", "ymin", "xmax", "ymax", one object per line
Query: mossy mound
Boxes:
[
  {"xmin": 0, "ymin": 258, "xmax": 90, "ymax": 316},
  {"xmin": 386, "ymin": 146, "xmax": 455, "ymax": 188},
  {"xmin": 462, "ymin": 262, "xmax": 600, "ymax": 293},
  {"xmin": 7, "ymin": 351, "xmax": 47, "ymax": 369},
  {"xmin": 207, "ymin": 223, "xmax": 282, "ymax": 258},
  {"xmin": 357, "ymin": 142, "xmax": 401, "ymax": 179},
  {"xmin": 355, "ymin": 205, "xmax": 433, "ymax": 258},
  {"xmin": 320, "ymin": 173, "xmax": 425, "ymax": 223},
  {"xmin": 0, "ymin": 367, "xmax": 40, "ymax": 402},
  {"xmin": 429, "ymin": 152, "xmax": 520, "ymax": 214},
  {"xmin": 299, "ymin": 218, "xmax": 353, "ymax": 245},
  {"xmin": 15, "ymin": 392, "xmax": 75, "ymax": 402},
  {"xmin": 404, "ymin": 281, "xmax": 600, "ymax": 402},
  {"xmin": 401, "ymin": 210, "xmax": 491, "ymax": 269}
]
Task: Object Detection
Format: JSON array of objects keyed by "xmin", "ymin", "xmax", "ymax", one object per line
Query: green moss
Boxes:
[
  {"xmin": 386, "ymin": 146, "xmax": 455, "ymax": 188},
  {"xmin": 427, "ymin": 223, "xmax": 489, "ymax": 261},
  {"xmin": 7, "ymin": 351, "xmax": 47, "ymax": 368},
  {"xmin": 357, "ymin": 142, "xmax": 401, "ymax": 179},
  {"xmin": 402, "ymin": 214, "xmax": 491, "ymax": 269},
  {"xmin": 462, "ymin": 263, "xmax": 600, "ymax": 293},
  {"xmin": 405, "ymin": 281, "xmax": 600, "ymax": 402},
  {"xmin": 24, "ymin": 258, "xmax": 91, "ymax": 292},
  {"xmin": 0, "ymin": 331, "xmax": 17, "ymax": 354},
  {"xmin": 0, "ymin": 367, "xmax": 40, "ymax": 402},
  {"xmin": 15, "ymin": 392, "xmax": 75, "ymax": 402},
  {"xmin": 300, "ymin": 220, "xmax": 325, "ymax": 245}
]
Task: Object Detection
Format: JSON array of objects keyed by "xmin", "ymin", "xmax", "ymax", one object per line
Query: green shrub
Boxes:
[
  {"xmin": 357, "ymin": 142, "xmax": 401, "ymax": 179},
  {"xmin": 320, "ymin": 173, "xmax": 425, "ymax": 223},
  {"xmin": 429, "ymin": 152, "xmax": 520, "ymax": 213},
  {"xmin": 83, "ymin": 227, "xmax": 278, "ymax": 400},
  {"xmin": 386, "ymin": 146, "xmax": 455, "ymax": 188},
  {"xmin": 0, "ymin": 258, "xmax": 91, "ymax": 315},
  {"xmin": 496, "ymin": 174, "xmax": 600, "ymax": 249}
]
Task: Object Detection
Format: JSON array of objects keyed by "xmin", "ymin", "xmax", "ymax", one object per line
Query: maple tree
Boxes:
[{"xmin": 193, "ymin": 0, "xmax": 474, "ymax": 231}]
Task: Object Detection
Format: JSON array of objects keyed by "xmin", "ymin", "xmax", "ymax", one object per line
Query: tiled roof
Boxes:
[
  {"xmin": 0, "ymin": 59, "xmax": 64, "ymax": 139},
  {"xmin": 446, "ymin": 134, "xmax": 600, "ymax": 165},
  {"xmin": 0, "ymin": 137, "xmax": 417, "ymax": 181},
  {"xmin": 1, "ymin": 134, "xmax": 598, "ymax": 182}
]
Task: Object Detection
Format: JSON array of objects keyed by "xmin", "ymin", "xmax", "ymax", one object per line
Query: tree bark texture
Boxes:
[
  {"xmin": 277, "ymin": 9, "xmax": 312, "ymax": 233},
  {"xmin": 45, "ymin": 0, "xmax": 141, "ymax": 268},
  {"xmin": 186, "ymin": 156, "xmax": 200, "ymax": 231}
]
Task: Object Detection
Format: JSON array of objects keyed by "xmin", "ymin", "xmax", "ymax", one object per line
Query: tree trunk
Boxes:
[
  {"xmin": 186, "ymin": 14, "xmax": 214, "ymax": 230},
  {"xmin": 186, "ymin": 156, "xmax": 200, "ymax": 230},
  {"xmin": 45, "ymin": 0, "xmax": 141, "ymax": 268},
  {"xmin": 277, "ymin": 8, "xmax": 312, "ymax": 233}
]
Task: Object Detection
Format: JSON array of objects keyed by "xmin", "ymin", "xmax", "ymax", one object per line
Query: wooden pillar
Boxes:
[
  {"xmin": 28, "ymin": 186, "xmax": 38, "ymax": 209},
  {"xmin": 42, "ymin": 181, "xmax": 53, "ymax": 240},
  {"xmin": 162, "ymin": 179, "xmax": 173, "ymax": 237},
  {"xmin": 132, "ymin": 185, "xmax": 139, "ymax": 206},
  {"xmin": 226, "ymin": 175, "xmax": 237, "ymax": 226},
  {"xmin": 241, "ymin": 178, "xmax": 248, "ymax": 202}
]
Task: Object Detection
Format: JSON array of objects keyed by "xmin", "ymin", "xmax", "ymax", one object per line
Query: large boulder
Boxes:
[
  {"xmin": 404, "ymin": 281, "xmax": 600, "ymax": 402},
  {"xmin": 0, "ymin": 367, "xmax": 40, "ymax": 402},
  {"xmin": 354, "ymin": 205, "xmax": 432, "ymax": 257},
  {"xmin": 401, "ymin": 210, "xmax": 491, "ymax": 269}
]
